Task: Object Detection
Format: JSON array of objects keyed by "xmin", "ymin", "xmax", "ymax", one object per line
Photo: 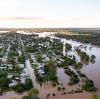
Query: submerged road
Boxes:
[{"xmin": 20, "ymin": 36, "xmax": 40, "ymax": 89}]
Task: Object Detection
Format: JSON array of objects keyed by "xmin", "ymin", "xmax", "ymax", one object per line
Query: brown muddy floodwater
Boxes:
[{"xmin": 64, "ymin": 39, "xmax": 100, "ymax": 92}]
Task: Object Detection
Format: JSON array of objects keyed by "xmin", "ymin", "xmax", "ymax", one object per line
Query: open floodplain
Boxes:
[{"xmin": 0, "ymin": 30, "xmax": 100, "ymax": 99}]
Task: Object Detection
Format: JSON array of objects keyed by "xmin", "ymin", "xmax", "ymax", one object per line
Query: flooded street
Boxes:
[
  {"xmin": 57, "ymin": 67, "xmax": 69, "ymax": 85},
  {"xmin": 25, "ymin": 59, "xmax": 40, "ymax": 89}
]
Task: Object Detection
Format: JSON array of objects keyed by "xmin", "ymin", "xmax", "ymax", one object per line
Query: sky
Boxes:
[{"xmin": 0, "ymin": 0, "xmax": 100, "ymax": 28}]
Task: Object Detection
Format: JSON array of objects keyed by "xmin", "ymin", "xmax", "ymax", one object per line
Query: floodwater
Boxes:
[
  {"xmin": 57, "ymin": 67, "xmax": 69, "ymax": 85},
  {"xmin": 63, "ymin": 39, "xmax": 100, "ymax": 92},
  {"xmin": 39, "ymin": 33, "xmax": 100, "ymax": 99},
  {"xmin": 0, "ymin": 32, "xmax": 100, "ymax": 99},
  {"xmin": 53, "ymin": 35, "xmax": 100, "ymax": 92}
]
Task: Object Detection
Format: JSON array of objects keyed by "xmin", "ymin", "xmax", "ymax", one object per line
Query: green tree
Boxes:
[{"xmin": 28, "ymin": 88, "xmax": 39, "ymax": 99}]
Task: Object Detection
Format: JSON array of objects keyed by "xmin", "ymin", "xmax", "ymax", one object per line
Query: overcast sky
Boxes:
[{"xmin": 0, "ymin": 0, "xmax": 100, "ymax": 28}]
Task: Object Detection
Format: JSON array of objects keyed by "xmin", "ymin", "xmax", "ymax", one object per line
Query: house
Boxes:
[
  {"xmin": 7, "ymin": 74, "xmax": 13, "ymax": 79},
  {"xmin": 8, "ymin": 64, "xmax": 13, "ymax": 70},
  {"xmin": 19, "ymin": 64, "xmax": 24, "ymax": 69},
  {"xmin": 2, "ymin": 55, "xmax": 8, "ymax": 63},
  {"xmin": 0, "ymin": 64, "xmax": 7, "ymax": 70},
  {"xmin": 9, "ymin": 80, "xmax": 17, "ymax": 87}
]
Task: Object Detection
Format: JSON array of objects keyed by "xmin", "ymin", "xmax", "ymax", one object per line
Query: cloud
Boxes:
[
  {"xmin": 0, "ymin": 15, "xmax": 100, "ymax": 28},
  {"xmin": 0, "ymin": 16, "xmax": 44, "ymax": 21}
]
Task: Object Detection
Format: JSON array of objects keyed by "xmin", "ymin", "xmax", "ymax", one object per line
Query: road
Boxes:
[{"xmin": 20, "ymin": 36, "xmax": 40, "ymax": 89}]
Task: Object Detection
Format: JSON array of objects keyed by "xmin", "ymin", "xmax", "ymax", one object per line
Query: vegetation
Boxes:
[
  {"xmin": 13, "ymin": 78, "xmax": 33, "ymax": 93},
  {"xmin": 22, "ymin": 96, "xmax": 28, "ymax": 99},
  {"xmin": 25, "ymin": 46, "xmax": 35, "ymax": 53},
  {"xmin": 82, "ymin": 79, "xmax": 96, "ymax": 92},
  {"xmin": 18, "ymin": 55, "xmax": 25, "ymax": 64},
  {"xmin": 0, "ymin": 48, "xmax": 2, "ymax": 52},
  {"xmin": 56, "ymin": 33, "xmax": 100, "ymax": 45},
  {"xmin": 28, "ymin": 88, "xmax": 39, "ymax": 99},
  {"xmin": 90, "ymin": 55, "xmax": 96, "ymax": 63},
  {"xmin": 57, "ymin": 56, "xmax": 76, "ymax": 67},
  {"xmin": 34, "ymin": 69, "xmax": 43, "ymax": 83},
  {"xmin": 74, "ymin": 62, "xmax": 83, "ymax": 69},
  {"xmin": 13, "ymin": 83, "xmax": 25, "ymax": 93},
  {"xmin": 44, "ymin": 59, "xmax": 58, "ymax": 83},
  {"xmin": 21, "ymin": 88, "xmax": 39, "ymax": 99},
  {"xmin": 36, "ymin": 53, "xmax": 43, "ymax": 63},
  {"xmin": 64, "ymin": 67, "xmax": 80, "ymax": 85},
  {"xmin": 91, "ymin": 95, "xmax": 99, "ymax": 99},
  {"xmin": 0, "ymin": 71, "xmax": 11, "ymax": 91},
  {"xmin": 76, "ymin": 49, "xmax": 90, "ymax": 62},
  {"xmin": 25, "ymin": 78, "xmax": 33, "ymax": 91},
  {"xmin": 66, "ymin": 43, "xmax": 72, "ymax": 51}
]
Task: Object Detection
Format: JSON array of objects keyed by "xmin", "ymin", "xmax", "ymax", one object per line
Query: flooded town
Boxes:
[
  {"xmin": 0, "ymin": 30, "xmax": 99, "ymax": 99},
  {"xmin": 0, "ymin": 0, "xmax": 100, "ymax": 99}
]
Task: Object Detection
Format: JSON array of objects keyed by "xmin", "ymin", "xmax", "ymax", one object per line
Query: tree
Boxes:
[
  {"xmin": 14, "ymin": 65, "xmax": 21, "ymax": 72},
  {"xmin": 13, "ymin": 83, "xmax": 25, "ymax": 93},
  {"xmin": 18, "ymin": 55, "xmax": 25, "ymax": 64},
  {"xmin": 82, "ymin": 80, "xmax": 96, "ymax": 92},
  {"xmin": 74, "ymin": 62, "xmax": 83, "ymax": 69},
  {"xmin": 44, "ymin": 59, "xmax": 58, "ymax": 82},
  {"xmin": 25, "ymin": 78, "xmax": 33, "ymax": 90},
  {"xmin": 28, "ymin": 88, "xmax": 39, "ymax": 99},
  {"xmin": 90, "ymin": 55, "xmax": 96, "ymax": 64},
  {"xmin": 0, "ymin": 71, "xmax": 11, "ymax": 90},
  {"xmin": 36, "ymin": 53, "xmax": 43, "ymax": 62}
]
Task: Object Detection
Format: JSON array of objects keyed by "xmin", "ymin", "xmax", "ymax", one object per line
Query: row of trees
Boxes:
[{"xmin": 64, "ymin": 67, "xmax": 80, "ymax": 85}]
